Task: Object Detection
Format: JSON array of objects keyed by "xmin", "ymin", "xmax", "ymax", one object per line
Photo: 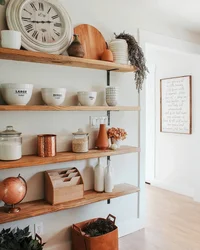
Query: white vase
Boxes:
[
  {"xmin": 109, "ymin": 39, "xmax": 128, "ymax": 65},
  {"xmin": 94, "ymin": 158, "xmax": 105, "ymax": 192},
  {"xmin": 105, "ymin": 160, "xmax": 114, "ymax": 193},
  {"xmin": 111, "ymin": 139, "xmax": 121, "ymax": 148},
  {"xmin": 1, "ymin": 30, "xmax": 21, "ymax": 49}
]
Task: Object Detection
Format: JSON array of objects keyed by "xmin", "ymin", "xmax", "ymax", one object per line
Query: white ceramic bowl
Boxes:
[
  {"xmin": 41, "ymin": 88, "xmax": 66, "ymax": 106},
  {"xmin": 77, "ymin": 92, "xmax": 97, "ymax": 106},
  {"xmin": 0, "ymin": 83, "xmax": 33, "ymax": 105}
]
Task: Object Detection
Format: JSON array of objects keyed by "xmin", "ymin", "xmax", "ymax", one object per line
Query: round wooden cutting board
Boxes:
[{"xmin": 74, "ymin": 24, "xmax": 106, "ymax": 60}]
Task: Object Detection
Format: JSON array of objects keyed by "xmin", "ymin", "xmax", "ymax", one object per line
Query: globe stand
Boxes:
[{"xmin": 4, "ymin": 204, "xmax": 21, "ymax": 214}]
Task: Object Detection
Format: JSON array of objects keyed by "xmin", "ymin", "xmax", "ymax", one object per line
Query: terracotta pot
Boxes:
[
  {"xmin": 96, "ymin": 124, "xmax": 109, "ymax": 150},
  {"xmin": 67, "ymin": 34, "xmax": 85, "ymax": 58}
]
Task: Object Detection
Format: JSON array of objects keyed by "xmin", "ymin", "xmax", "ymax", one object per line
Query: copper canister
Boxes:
[{"xmin": 37, "ymin": 134, "xmax": 56, "ymax": 157}]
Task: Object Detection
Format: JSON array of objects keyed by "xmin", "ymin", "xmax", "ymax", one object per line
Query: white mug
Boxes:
[{"xmin": 1, "ymin": 30, "xmax": 21, "ymax": 49}]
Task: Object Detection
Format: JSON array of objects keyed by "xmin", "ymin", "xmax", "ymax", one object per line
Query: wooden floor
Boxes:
[{"xmin": 120, "ymin": 185, "xmax": 200, "ymax": 250}]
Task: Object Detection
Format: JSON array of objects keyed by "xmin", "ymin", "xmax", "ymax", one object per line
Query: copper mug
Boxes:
[{"xmin": 37, "ymin": 134, "xmax": 56, "ymax": 157}]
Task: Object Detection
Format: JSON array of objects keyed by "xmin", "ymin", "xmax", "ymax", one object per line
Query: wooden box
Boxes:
[{"xmin": 45, "ymin": 167, "xmax": 84, "ymax": 205}]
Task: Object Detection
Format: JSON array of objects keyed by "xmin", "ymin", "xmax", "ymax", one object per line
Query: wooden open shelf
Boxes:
[
  {"xmin": 0, "ymin": 48, "xmax": 137, "ymax": 72},
  {"xmin": 0, "ymin": 183, "xmax": 140, "ymax": 224},
  {"xmin": 0, "ymin": 146, "xmax": 140, "ymax": 170},
  {"xmin": 0, "ymin": 105, "xmax": 140, "ymax": 112}
]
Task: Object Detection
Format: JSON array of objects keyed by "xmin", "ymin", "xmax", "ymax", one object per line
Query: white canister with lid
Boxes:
[{"xmin": 0, "ymin": 126, "xmax": 22, "ymax": 161}]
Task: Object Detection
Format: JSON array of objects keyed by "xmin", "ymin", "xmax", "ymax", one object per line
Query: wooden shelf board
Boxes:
[
  {"xmin": 0, "ymin": 105, "xmax": 141, "ymax": 112},
  {"xmin": 0, "ymin": 48, "xmax": 137, "ymax": 72},
  {"xmin": 0, "ymin": 183, "xmax": 140, "ymax": 224},
  {"xmin": 0, "ymin": 146, "xmax": 140, "ymax": 170}
]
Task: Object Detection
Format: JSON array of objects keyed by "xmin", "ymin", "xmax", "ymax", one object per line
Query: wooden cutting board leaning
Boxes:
[{"xmin": 74, "ymin": 24, "xmax": 106, "ymax": 60}]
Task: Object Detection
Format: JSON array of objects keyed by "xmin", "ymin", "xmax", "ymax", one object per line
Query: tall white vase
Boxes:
[
  {"xmin": 105, "ymin": 160, "xmax": 114, "ymax": 193},
  {"xmin": 94, "ymin": 158, "xmax": 105, "ymax": 192}
]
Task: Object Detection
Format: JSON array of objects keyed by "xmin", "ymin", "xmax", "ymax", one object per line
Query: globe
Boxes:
[{"xmin": 0, "ymin": 174, "xmax": 27, "ymax": 213}]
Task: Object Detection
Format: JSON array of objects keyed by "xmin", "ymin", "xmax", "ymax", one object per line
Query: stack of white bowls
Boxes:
[
  {"xmin": 109, "ymin": 39, "xmax": 128, "ymax": 65},
  {"xmin": 106, "ymin": 87, "xmax": 119, "ymax": 106}
]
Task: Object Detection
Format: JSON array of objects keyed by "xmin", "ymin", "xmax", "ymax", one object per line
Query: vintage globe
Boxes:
[{"xmin": 0, "ymin": 174, "xmax": 27, "ymax": 213}]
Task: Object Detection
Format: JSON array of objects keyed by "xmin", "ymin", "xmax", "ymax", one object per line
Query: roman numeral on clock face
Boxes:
[
  {"xmin": 32, "ymin": 30, "xmax": 39, "ymax": 40},
  {"xmin": 54, "ymin": 23, "xmax": 62, "ymax": 27},
  {"xmin": 22, "ymin": 17, "xmax": 31, "ymax": 21},
  {"xmin": 30, "ymin": 2, "xmax": 37, "ymax": 11},
  {"xmin": 52, "ymin": 14, "xmax": 58, "ymax": 20},
  {"xmin": 25, "ymin": 24, "xmax": 33, "ymax": 33},
  {"xmin": 47, "ymin": 7, "xmax": 51, "ymax": 14},
  {"xmin": 53, "ymin": 29, "xmax": 60, "ymax": 36},
  {"xmin": 23, "ymin": 8, "xmax": 32, "ymax": 15},
  {"xmin": 39, "ymin": 2, "xmax": 44, "ymax": 11},
  {"xmin": 42, "ymin": 35, "xmax": 47, "ymax": 42}
]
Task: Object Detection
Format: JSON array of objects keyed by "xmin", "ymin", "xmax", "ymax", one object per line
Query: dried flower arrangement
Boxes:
[
  {"xmin": 114, "ymin": 32, "xmax": 149, "ymax": 92},
  {"xmin": 107, "ymin": 127, "xmax": 127, "ymax": 141}
]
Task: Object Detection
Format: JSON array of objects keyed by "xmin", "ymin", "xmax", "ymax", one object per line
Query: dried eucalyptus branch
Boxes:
[{"xmin": 114, "ymin": 32, "xmax": 149, "ymax": 91}]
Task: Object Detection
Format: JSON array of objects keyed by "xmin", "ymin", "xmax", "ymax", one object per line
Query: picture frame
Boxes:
[{"xmin": 160, "ymin": 75, "xmax": 192, "ymax": 134}]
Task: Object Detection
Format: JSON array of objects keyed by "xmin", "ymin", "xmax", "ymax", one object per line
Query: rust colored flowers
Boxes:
[{"xmin": 107, "ymin": 127, "xmax": 127, "ymax": 141}]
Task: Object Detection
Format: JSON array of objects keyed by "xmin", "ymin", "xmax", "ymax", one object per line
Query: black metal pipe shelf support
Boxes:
[{"xmin": 106, "ymin": 70, "xmax": 118, "ymax": 204}]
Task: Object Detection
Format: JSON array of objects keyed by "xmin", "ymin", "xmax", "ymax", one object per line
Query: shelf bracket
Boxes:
[{"xmin": 107, "ymin": 70, "xmax": 112, "ymax": 205}]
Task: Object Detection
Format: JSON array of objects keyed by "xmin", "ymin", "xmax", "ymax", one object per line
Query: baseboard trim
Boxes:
[{"xmin": 151, "ymin": 180, "xmax": 194, "ymax": 198}]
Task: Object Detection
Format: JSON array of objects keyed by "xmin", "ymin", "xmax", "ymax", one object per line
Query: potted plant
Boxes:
[
  {"xmin": 107, "ymin": 127, "xmax": 127, "ymax": 149},
  {"xmin": 0, "ymin": 226, "xmax": 45, "ymax": 250},
  {"xmin": 0, "ymin": 0, "xmax": 8, "ymax": 34},
  {"xmin": 114, "ymin": 32, "xmax": 149, "ymax": 91},
  {"xmin": 0, "ymin": 0, "xmax": 5, "ymax": 5}
]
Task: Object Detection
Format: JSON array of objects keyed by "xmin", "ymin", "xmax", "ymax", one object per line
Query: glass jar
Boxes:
[
  {"xmin": 0, "ymin": 126, "xmax": 22, "ymax": 161},
  {"xmin": 72, "ymin": 129, "xmax": 89, "ymax": 153}
]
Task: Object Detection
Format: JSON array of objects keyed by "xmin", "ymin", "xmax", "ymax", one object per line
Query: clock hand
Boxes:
[{"xmin": 24, "ymin": 20, "xmax": 53, "ymax": 23}]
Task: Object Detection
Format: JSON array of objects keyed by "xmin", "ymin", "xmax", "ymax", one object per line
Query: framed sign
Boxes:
[{"xmin": 160, "ymin": 75, "xmax": 192, "ymax": 134}]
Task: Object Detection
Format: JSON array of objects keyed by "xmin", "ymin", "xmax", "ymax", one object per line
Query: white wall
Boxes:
[{"xmin": 145, "ymin": 43, "xmax": 200, "ymax": 201}]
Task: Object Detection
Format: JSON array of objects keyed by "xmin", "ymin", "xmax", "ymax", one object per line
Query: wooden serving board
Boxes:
[{"xmin": 74, "ymin": 24, "xmax": 106, "ymax": 60}]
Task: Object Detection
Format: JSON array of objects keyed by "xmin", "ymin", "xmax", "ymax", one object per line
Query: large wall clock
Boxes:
[{"xmin": 6, "ymin": 0, "xmax": 73, "ymax": 54}]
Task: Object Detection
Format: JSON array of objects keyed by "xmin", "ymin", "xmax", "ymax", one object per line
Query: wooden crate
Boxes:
[{"xmin": 45, "ymin": 167, "xmax": 84, "ymax": 205}]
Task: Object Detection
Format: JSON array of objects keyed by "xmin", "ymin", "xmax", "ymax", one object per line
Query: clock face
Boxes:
[
  {"xmin": 21, "ymin": 1, "xmax": 63, "ymax": 44},
  {"xmin": 6, "ymin": 0, "xmax": 73, "ymax": 54}
]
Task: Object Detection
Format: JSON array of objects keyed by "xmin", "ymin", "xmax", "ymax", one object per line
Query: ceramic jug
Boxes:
[
  {"xmin": 96, "ymin": 124, "xmax": 109, "ymax": 150},
  {"xmin": 105, "ymin": 160, "xmax": 113, "ymax": 193},
  {"xmin": 94, "ymin": 158, "xmax": 105, "ymax": 192}
]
